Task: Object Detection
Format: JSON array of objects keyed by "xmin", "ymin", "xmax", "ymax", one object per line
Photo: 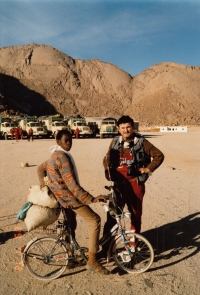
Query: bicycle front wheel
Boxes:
[
  {"xmin": 111, "ymin": 233, "xmax": 154, "ymax": 274},
  {"xmin": 25, "ymin": 236, "xmax": 70, "ymax": 281}
]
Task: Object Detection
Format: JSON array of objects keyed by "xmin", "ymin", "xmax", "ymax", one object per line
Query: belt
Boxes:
[
  {"xmin": 128, "ymin": 177, "xmax": 137, "ymax": 183},
  {"xmin": 115, "ymin": 177, "xmax": 137, "ymax": 184}
]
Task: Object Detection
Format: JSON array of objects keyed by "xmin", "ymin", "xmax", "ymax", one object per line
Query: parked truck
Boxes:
[
  {"xmin": 87, "ymin": 122, "xmax": 99, "ymax": 137},
  {"xmin": 41, "ymin": 115, "xmax": 70, "ymax": 138},
  {"xmin": 0, "ymin": 117, "xmax": 16, "ymax": 139},
  {"xmin": 85, "ymin": 117, "xmax": 106, "ymax": 138},
  {"xmin": 19, "ymin": 116, "xmax": 47, "ymax": 138},
  {"xmin": 99, "ymin": 117, "xmax": 118, "ymax": 139},
  {"xmin": 67, "ymin": 117, "xmax": 93, "ymax": 137}
]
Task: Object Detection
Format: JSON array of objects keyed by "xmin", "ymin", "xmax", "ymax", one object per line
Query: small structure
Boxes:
[{"xmin": 159, "ymin": 126, "xmax": 187, "ymax": 132}]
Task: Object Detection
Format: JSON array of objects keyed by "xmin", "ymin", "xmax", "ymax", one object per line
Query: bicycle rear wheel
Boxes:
[
  {"xmin": 111, "ymin": 233, "xmax": 154, "ymax": 274},
  {"xmin": 24, "ymin": 236, "xmax": 70, "ymax": 281}
]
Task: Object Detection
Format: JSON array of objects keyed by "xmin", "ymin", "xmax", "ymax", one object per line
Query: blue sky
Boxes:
[{"xmin": 0, "ymin": 0, "xmax": 200, "ymax": 76}]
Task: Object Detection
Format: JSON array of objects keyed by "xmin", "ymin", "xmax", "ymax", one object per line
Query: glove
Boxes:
[{"xmin": 93, "ymin": 195, "xmax": 108, "ymax": 203}]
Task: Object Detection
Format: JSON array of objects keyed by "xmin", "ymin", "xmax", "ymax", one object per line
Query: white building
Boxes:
[{"xmin": 159, "ymin": 126, "xmax": 187, "ymax": 132}]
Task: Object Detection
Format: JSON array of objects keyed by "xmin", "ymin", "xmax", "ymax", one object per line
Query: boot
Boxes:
[{"xmin": 86, "ymin": 252, "xmax": 109, "ymax": 275}]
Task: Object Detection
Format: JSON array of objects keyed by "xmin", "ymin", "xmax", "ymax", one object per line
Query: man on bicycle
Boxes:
[
  {"xmin": 37, "ymin": 129, "xmax": 109, "ymax": 275},
  {"xmin": 99, "ymin": 115, "xmax": 164, "ymax": 258}
]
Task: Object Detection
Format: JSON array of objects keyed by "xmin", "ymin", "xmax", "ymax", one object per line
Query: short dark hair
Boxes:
[
  {"xmin": 56, "ymin": 129, "xmax": 72, "ymax": 141},
  {"xmin": 117, "ymin": 115, "xmax": 134, "ymax": 127}
]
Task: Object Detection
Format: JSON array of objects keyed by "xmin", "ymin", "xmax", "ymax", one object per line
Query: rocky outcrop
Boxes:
[
  {"xmin": 129, "ymin": 63, "xmax": 200, "ymax": 126},
  {"xmin": 0, "ymin": 44, "xmax": 199, "ymax": 126}
]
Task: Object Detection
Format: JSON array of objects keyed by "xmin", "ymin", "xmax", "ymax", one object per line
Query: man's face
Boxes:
[
  {"xmin": 118, "ymin": 122, "xmax": 134, "ymax": 140},
  {"xmin": 57, "ymin": 134, "xmax": 72, "ymax": 151}
]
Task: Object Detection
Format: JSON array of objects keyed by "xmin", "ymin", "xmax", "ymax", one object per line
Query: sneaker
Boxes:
[{"xmin": 130, "ymin": 224, "xmax": 136, "ymax": 231}]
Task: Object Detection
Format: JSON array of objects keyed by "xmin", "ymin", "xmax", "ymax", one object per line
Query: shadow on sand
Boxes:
[
  {"xmin": 143, "ymin": 212, "xmax": 200, "ymax": 271},
  {"xmin": 111, "ymin": 212, "xmax": 199, "ymax": 275}
]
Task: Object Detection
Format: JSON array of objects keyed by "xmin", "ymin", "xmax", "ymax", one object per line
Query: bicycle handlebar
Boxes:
[
  {"xmin": 101, "ymin": 185, "xmax": 130, "ymax": 219},
  {"xmin": 96, "ymin": 186, "xmax": 131, "ymax": 220}
]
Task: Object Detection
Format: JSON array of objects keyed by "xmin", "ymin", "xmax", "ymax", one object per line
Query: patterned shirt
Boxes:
[{"xmin": 37, "ymin": 150, "xmax": 94, "ymax": 208}]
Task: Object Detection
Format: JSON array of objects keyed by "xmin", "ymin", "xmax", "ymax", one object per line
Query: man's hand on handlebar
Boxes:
[{"xmin": 93, "ymin": 195, "xmax": 108, "ymax": 203}]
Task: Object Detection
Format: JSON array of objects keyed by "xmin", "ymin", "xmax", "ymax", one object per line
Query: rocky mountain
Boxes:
[{"xmin": 0, "ymin": 43, "xmax": 199, "ymax": 126}]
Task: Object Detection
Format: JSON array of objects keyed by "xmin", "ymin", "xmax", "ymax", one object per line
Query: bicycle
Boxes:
[{"xmin": 21, "ymin": 185, "xmax": 154, "ymax": 281}]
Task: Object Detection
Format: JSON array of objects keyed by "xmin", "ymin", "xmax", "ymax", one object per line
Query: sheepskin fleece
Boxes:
[
  {"xmin": 24, "ymin": 205, "xmax": 60, "ymax": 231},
  {"xmin": 28, "ymin": 185, "xmax": 59, "ymax": 208}
]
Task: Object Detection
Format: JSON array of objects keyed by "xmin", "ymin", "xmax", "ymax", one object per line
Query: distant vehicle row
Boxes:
[{"xmin": 0, "ymin": 115, "xmax": 139, "ymax": 140}]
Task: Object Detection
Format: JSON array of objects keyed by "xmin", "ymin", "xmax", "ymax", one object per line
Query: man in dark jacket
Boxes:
[{"xmin": 100, "ymin": 115, "xmax": 164, "ymax": 258}]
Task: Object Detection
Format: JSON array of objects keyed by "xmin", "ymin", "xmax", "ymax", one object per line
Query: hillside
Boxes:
[{"xmin": 0, "ymin": 43, "xmax": 199, "ymax": 126}]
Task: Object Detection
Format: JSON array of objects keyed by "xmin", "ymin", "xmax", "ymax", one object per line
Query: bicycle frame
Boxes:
[
  {"xmin": 22, "ymin": 215, "xmax": 90, "ymax": 267},
  {"xmin": 22, "ymin": 234, "xmax": 71, "ymax": 265},
  {"xmin": 99, "ymin": 203, "xmax": 136, "ymax": 262},
  {"xmin": 22, "ymin": 185, "xmax": 154, "ymax": 279}
]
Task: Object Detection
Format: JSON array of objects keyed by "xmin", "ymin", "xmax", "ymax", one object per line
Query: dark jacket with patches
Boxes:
[{"xmin": 103, "ymin": 133, "xmax": 164, "ymax": 184}]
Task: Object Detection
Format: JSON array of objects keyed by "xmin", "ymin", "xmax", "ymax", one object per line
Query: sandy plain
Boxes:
[{"xmin": 0, "ymin": 128, "xmax": 199, "ymax": 295}]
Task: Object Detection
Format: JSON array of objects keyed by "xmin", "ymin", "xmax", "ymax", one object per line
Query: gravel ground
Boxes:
[{"xmin": 0, "ymin": 128, "xmax": 199, "ymax": 295}]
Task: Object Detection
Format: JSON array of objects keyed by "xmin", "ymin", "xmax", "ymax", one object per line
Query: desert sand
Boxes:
[{"xmin": 0, "ymin": 128, "xmax": 199, "ymax": 295}]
